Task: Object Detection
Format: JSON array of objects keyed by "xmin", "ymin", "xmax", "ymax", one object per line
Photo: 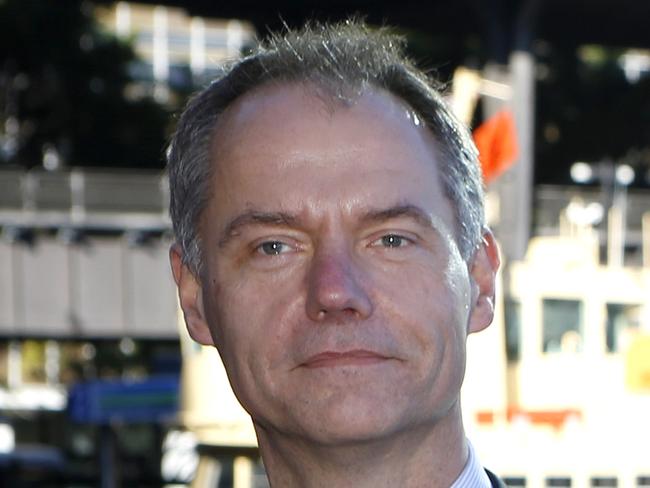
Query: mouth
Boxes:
[{"xmin": 301, "ymin": 350, "xmax": 391, "ymax": 369}]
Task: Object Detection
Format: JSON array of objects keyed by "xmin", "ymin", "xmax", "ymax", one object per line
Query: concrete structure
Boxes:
[
  {"xmin": 95, "ymin": 2, "xmax": 256, "ymax": 102},
  {"xmin": 0, "ymin": 169, "xmax": 175, "ymax": 339}
]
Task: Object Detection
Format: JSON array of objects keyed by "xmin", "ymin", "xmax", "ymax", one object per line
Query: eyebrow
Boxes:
[
  {"xmin": 360, "ymin": 204, "xmax": 436, "ymax": 230},
  {"xmin": 219, "ymin": 210, "xmax": 298, "ymax": 247},
  {"xmin": 217, "ymin": 204, "xmax": 440, "ymax": 248}
]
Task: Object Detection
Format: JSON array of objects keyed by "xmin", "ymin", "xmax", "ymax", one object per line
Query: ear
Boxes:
[
  {"xmin": 467, "ymin": 229, "xmax": 501, "ymax": 334},
  {"xmin": 170, "ymin": 243, "xmax": 215, "ymax": 345}
]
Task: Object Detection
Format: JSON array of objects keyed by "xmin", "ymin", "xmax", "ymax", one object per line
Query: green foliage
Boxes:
[{"xmin": 0, "ymin": 0, "xmax": 169, "ymax": 168}]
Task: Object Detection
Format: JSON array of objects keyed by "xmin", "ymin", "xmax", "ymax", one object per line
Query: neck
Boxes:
[{"xmin": 254, "ymin": 402, "xmax": 468, "ymax": 488}]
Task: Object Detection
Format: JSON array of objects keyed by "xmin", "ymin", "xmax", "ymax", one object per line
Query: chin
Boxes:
[{"xmin": 298, "ymin": 399, "xmax": 416, "ymax": 446}]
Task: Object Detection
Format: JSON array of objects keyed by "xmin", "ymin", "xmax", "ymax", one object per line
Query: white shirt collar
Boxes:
[{"xmin": 449, "ymin": 440, "xmax": 492, "ymax": 488}]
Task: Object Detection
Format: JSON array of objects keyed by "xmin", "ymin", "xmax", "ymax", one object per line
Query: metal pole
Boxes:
[
  {"xmin": 641, "ymin": 212, "xmax": 650, "ymax": 268},
  {"xmin": 507, "ymin": 49, "xmax": 535, "ymax": 261},
  {"xmin": 607, "ymin": 205, "xmax": 623, "ymax": 267},
  {"xmin": 99, "ymin": 424, "xmax": 118, "ymax": 488},
  {"xmin": 233, "ymin": 455, "xmax": 253, "ymax": 488}
]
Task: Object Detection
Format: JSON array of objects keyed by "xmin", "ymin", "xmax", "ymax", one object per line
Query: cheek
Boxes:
[
  {"xmin": 210, "ymin": 281, "xmax": 311, "ymax": 420},
  {"xmin": 385, "ymin": 255, "xmax": 469, "ymax": 317},
  {"xmin": 374, "ymin": 256, "xmax": 470, "ymax": 363},
  {"xmin": 206, "ymin": 264, "xmax": 305, "ymax": 373}
]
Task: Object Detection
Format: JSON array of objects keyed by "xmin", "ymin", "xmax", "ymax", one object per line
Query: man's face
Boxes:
[{"xmin": 182, "ymin": 83, "xmax": 495, "ymax": 445}]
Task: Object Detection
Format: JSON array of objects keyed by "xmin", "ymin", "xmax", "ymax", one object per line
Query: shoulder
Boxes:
[{"xmin": 485, "ymin": 469, "xmax": 507, "ymax": 488}]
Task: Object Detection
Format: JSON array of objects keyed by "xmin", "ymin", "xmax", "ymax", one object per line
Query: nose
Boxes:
[{"xmin": 305, "ymin": 249, "xmax": 374, "ymax": 322}]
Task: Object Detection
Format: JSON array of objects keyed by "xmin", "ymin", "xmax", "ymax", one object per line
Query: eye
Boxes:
[
  {"xmin": 256, "ymin": 240, "xmax": 291, "ymax": 256},
  {"xmin": 373, "ymin": 234, "xmax": 412, "ymax": 248}
]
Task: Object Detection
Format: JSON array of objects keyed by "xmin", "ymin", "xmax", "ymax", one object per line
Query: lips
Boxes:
[{"xmin": 301, "ymin": 350, "xmax": 390, "ymax": 368}]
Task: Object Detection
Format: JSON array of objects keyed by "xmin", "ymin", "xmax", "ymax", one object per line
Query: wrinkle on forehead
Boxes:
[
  {"xmin": 210, "ymin": 81, "xmax": 428, "ymax": 156},
  {"xmin": 206, "ymin": 80, "xmax": 462, "ymax": 251}
]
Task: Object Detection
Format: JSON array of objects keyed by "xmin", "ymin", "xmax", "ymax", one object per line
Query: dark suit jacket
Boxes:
[{"xmin": 486, "ymin": 469, "xmax": 507, "ymax": 488}]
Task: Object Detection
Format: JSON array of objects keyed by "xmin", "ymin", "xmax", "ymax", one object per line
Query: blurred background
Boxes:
[{"xmin": 0, "ymin": 0, "xmax": 649, "ymax": 487}]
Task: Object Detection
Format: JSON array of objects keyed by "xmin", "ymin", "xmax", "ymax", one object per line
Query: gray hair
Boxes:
[{"xmin": 167, "ymin": 20, "xmax": 485, "ymax": 276}]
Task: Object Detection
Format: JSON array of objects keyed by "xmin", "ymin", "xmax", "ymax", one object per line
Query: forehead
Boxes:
[
  {"xmin": 204, "ymin": 81, "xmax": 456, "ymax": 234},
  {"xmin": 209, "ymin": 81, "xmax": 437, "ymax": 174}
]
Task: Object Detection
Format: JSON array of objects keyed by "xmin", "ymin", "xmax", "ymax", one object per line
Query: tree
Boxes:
[{"xmin": 0, "ymin": 0, "xmax": 169, "ymax": 169}]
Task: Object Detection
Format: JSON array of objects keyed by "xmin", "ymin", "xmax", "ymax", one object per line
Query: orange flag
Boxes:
[{"xmin": 473, "ymin": 110, "xmax": 518, "ymax": 184}]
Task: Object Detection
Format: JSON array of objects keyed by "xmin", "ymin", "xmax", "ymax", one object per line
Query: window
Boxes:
[
  {"xmin": 542, "ymin": 299, "xmax": 583, "ymax": 353},
  {"xmin": 128, "ymin": 60, "xmax": 154, "ymax": 82},
  {"xmin": 504, "ymin": 299, "xmax": 521, "ymax": 361},
  {"xmin": 606, "ymin": 303, "xmax": 641, "ymax": 353},
  {"xmin": 168, "ymin": 63, "xmax": 193, "ymax": 91}
]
